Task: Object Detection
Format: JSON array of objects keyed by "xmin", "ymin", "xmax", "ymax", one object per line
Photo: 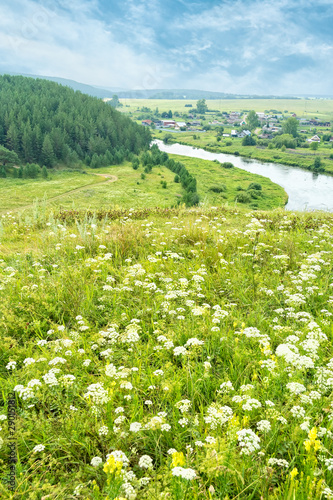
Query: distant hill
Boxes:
[
  {"xmin": 0, "ymin": 72, "xmax": 123, "ymax": 99},
  {"xmin": 115, "ymin": 89, "xmax": 301, "ymax": 100}
]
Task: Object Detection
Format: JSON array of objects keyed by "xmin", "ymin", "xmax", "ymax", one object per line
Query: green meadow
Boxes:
[
  {"xmin": 0, "ymin": 156, "xmax": 287, "ymax": 214},
  {"xmin": 120, "ymin": 98, "xmax": 333, "ymax": 120},
  {"xmin": 1, "ymin": 206, "xmax": 333, "ymax": 499}
]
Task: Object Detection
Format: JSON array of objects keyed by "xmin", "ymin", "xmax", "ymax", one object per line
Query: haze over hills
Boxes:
[
  {"xmin": 1, "ymin": 72, "xmax": 332, "ymax": 100},
  {"xmin": 0, "ymin": 72, "xmax": 123, "ymax": 99}
]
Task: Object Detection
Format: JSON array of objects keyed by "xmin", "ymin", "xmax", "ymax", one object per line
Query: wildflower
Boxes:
[
  {"xmin": 172, "ymin": 467, "xmax": 197, "ymax": 480},
  {"xmin": 237, "ymin": 429, "xmax": 261, "ymax": 455},
  {"xmin": 175, "ymin": 399, "xmax": 192, "ymax": 414},
  {"xmin": 23, "ymin": 358, "xmax": 35, "ymax": 366},
  {"xmin": 129, "ymin": 422, "xmax": 142, "ymax": 432},
  {"xmin": 33, "ymin": 444, "xmax": 45, "ymax": 453},
  {"xmin": 257, "ymin": 420, "xmax": 271, "ymax": 432},
  {"xmin": 304, "ymin": 427, "xmax": 321, "ymax": 453},
  {"xmin": 171, "ymin": 451, "xmax": 186, "ymax": 467},
  {"xmin": 268, "ymin": 458, "xmax": 289, "ymax": 468},
  {"xmin": 91, "ymin": 456, "xmax": 103, "ymax": 467},
  {"xmin": 6, "ymin": 361, "xmax": 16, "ymax": 370},
  {"xmin": 139, "ymin": 455, "xmax": 153, "ymax": 469},
  {"xmin": 98, "ymin": 426, "xmax": 109, "ymax": 436},
  {"xmin": 290, "ymin": 468, "xmax": 298, "ymax": 480},
  {"xmin": 173, "ymin": 346, "xmax": 187, "ymax": 356},
  {"xmin": 103, "ymin": 455, "xmax": 123, "ymax": 476}
]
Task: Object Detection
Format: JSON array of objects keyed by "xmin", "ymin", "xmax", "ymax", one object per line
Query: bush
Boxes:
[
  {"xmin": 141, "ymin": 173, "xmax": 146, "ymax": 180},
  {"xmin": 268, "ymin": 142, "xmax": 274, "ymax": 149},
  {"xmin": 209, "ymin": 185, "xmax": 227, "ymax": 193},
  {"xmin": 310, "ymin": 142, "xmax": 319, "ymax": 150},
  {"xmin": 235, "ymin": 192, "xmax": 251, "ymax": 203},
  {"xmin": 234, "ymin": 151, "xmax": 240, "ymax": 156},
  {"xmin": 274, "ymin": 134, "xmax": 296, "ymax": 149},
  {"xmin": 221, "ymin": 162, "xmax": 234, "ymax": 169},
  {"xmin": 242, "ymin": 135, "xmax": 256, "ymax": 146},
  {"xmin": 163, "ymin": 134, "xmax": 173, "ymax": 144},
  {"xmin": 174, "ymin": 175, "xmax": 180, "ymax": 183},
  {"xmin": 225, "ymin": 140, "xmax": 232, "ymax": 146},
  {"xmin": 248, "ymin": 183, "xmax": 262, "ymax": 191},
  {"xmin": 236, "ymin": 185, "xmax": 245, "ymax": 191},
  {"xmin": 248, "ymin": 189, "xmax": 263, "ymax": 199},
  {"xmin": 313, "ymin": 157, "xmax": 322, "ymax": 170},
  {"xmin": 161, "ymin": 180, "xmax": 167, "ymax": 189}
]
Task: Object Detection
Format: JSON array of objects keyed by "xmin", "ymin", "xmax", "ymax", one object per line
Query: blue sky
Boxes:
[{"xmin": 0, "ymin": 0, "xmax": 333, "ymax": 95}]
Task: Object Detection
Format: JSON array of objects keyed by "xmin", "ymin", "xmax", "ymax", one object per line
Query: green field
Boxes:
[
  {"xmin": 2, "ymin": 206, "xmax": 333, "ymax": 498},
  {"xmin": 0, "ymin": 156, "xmax": 287, "ymax": 214},
  {"xmin": 120, "ymin": 98, "xmax": 333, "ymax": 119}
]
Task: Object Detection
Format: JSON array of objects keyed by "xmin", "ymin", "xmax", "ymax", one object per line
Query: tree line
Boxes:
[{"xmin": 0, "ymin": 75, "xmax": 151, "ymax": 170}]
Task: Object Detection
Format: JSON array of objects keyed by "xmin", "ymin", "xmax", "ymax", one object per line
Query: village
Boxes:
[{"xmin": 139, "ymin": 108, "xmax": 332, "ymax": 143}]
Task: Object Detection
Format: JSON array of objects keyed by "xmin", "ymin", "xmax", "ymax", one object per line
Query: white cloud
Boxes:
[{"xmin": 0, "ymin": 0, "xmax": 169, "ymax": 88}]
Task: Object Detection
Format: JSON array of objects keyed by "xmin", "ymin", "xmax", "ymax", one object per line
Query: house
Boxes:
[
  {"xmin": 176, "ymin": 122, "xmax": 187, "ymax": 128},
  {"xmin": 141, "ymin": 120, "xmax": 152, "ymax": 126},
  {"xmin": 238, "ymin": 130, "xmax": 251, "ymax": 138},
  {"xmin": 161, "ymin": 120, "xmax": 176, "ymax": 127},
  {"xmin": 231, "ymin": 130, "xmax": 238, "ymax": 137},
  {"xmin": 307, "ymin": 135, "xmax": 321, "ymax": 143},
  {"xmin": 222, "ymin": 133, "xmax": 230, "ymax": 137}
]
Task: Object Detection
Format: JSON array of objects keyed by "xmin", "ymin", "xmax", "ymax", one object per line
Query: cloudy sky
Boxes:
[{"xmin": 1, "ymin": 0, "xmax": 332, "ymax": 95}]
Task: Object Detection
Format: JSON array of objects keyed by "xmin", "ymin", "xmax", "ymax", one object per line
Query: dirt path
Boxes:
[{"xmin": 1, "ymin": 173, "xmax": 118, "ymax": 214}]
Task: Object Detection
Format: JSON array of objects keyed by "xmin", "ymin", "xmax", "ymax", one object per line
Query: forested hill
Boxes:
[{"xmin": 0, "ymin": 75, "xmax": 151, "ymax": 168}]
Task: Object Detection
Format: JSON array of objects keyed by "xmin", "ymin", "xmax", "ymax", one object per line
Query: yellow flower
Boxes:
[
  {"xmin": 171, "ymin": 452, "xmax": 185, "ymax": 467},
  {"xmin": 304, "ymin": 427, "xmax": 321, "ymax": 453},
  {"xmin": 229, "ymin": 415, "xmax": 240, "ymax": 428},
  {"xmin": 241, "ymin": 416, "xmax": 250, "ymax": 427},
  {"xmin": 290, "ymin": 468, "xmax": 298, "ymax": 480},
  {"xmin": 103, "ymin": 455, "xmax": 123, "ymax": 476}
]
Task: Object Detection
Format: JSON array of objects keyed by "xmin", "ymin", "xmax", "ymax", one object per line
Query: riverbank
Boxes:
[
  {"xmin": 155, "ymin": 140, "xmax": 333, "ymax": 211},
  {"xmin": 158, "ymin": 131, "xmax": 333, "ymax": 175}
]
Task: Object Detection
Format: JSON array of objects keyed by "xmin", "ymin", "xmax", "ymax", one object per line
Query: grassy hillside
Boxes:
[
  {"xmin": 1, "ymin": 205, "xmax": 333, "ymax": 499},
  {"xmin": 0, "ymin": 155, "xmax": 287, "ymax": 214}
]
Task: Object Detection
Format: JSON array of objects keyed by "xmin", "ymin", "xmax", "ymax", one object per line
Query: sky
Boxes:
[{"xmin": 0, "ymin": 0, "xmax": 333, "ymax": 95}]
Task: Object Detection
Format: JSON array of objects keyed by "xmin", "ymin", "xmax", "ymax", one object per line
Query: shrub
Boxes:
[
  {"xmin": 209, "ymin": 185, "xmax": 227, "ymax": 193},
  {"xmin": 242, "ymin": 135, "xmax": 256, "ymax": 146},
  {"xmin": 310, "ymin": 142, "xmax": 319, "ymax": 151},
  {"xmin": 236, "ymin": 185, "xmax": 245, "ymax": 191},
  {"xmin": 221, "ymin": 162, "xmax": 234, "ymax": 169},
  {"xmin": 235, "ymin": 192, "xmax": 251, "ymax": 203},
  {"xmin": 268, "ymin": 142, "xmax": 274, "ymax": 149},
  {"xmin": 174, "ymin": 175, "xmax": 180, "ymax": 183},
  {"xmin": 248, "ymin": 189, "xmax": 263, "ymax": 199},
  {"xmin": 248, "ymin": 182, "xmax": 262, "ymax": 191},
  {"xmin": 234, "ymin": 151, "xmax": 240, "ymax": 156},
  {"xmin": 141, "ymin": 173, "xmax": 146, "ymax": 180},
  {"xmin": 161, "ymin": 180, "xmax": 167, "ymax": 189},
  {"xmin": 225, "ymin": 140, "xmax": 232, "ymax": 146},
  {"xmin": 163, "ymin": 134, "xmax": 173, "ymax": 144},
  {"xmin": 313, "ymin": 157, "xmax": 322, "ymax": 170}
]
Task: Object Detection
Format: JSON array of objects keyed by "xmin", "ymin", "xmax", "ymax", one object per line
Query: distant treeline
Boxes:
[{"xmin": 0, "ymin": 75, "xmax": 151, "ymax": 168}]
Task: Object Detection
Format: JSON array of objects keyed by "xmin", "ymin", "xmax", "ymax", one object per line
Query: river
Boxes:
[{"xmin": 154, "ymin": 140, "xmax": 333, "ymax": 212}]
